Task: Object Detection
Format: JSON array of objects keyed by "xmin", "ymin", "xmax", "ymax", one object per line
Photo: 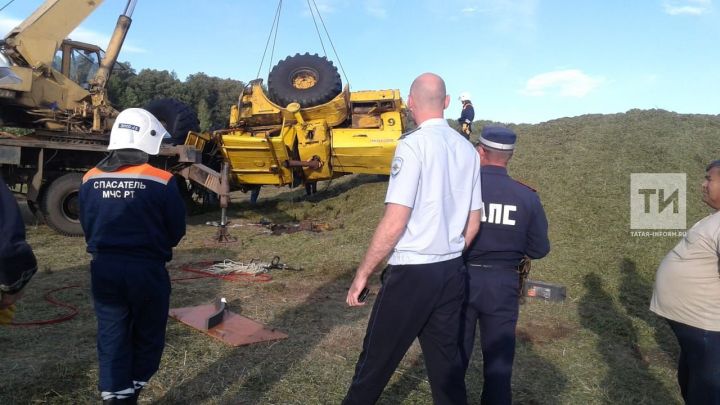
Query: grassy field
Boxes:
[{"xmin": 3, "ymin": 109, "xmax": 720, "ymax": 404}]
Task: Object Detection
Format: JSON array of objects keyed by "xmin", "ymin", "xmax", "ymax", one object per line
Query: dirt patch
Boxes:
[
  {"xmin": 517, "ymin": 320, "xmax": 575, "ymax": 345},
  {"xmin": 267, "ymin": 219, "xmax": 337, "ymax": 235}
]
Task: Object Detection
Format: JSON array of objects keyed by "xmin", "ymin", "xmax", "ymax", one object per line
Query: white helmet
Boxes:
[
  {"xmin": 458, "ymin": 92, "xmax": 471, "ymax": 102},
  {"xmin": 108, "ymin": 108, "xmax": 171, "ymax": 155}
]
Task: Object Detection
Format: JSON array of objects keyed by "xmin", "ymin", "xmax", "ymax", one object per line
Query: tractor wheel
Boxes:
[
  {"xmin": 268, "ymin": 53, "xmax": 342, "ymax": 108},
  {"xmin": 145, "ymin": 99, "xmax": 200, "ymax": 145},
  {"xmin": 174, "ymin": 174, "xmax": 218, "ymax": 214},
  {"xmin": 40, "ymin": 173, "xmax": 84, "ymax": 237}
]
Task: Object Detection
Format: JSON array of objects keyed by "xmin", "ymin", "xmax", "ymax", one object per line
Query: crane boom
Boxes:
[{"xmin": 3, "ymin": 0, "xmax": 105, "ymax": 68}]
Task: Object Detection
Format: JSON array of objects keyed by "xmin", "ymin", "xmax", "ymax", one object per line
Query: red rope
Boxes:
[
  {"xmin": 6, "ymin": 261, "xmax": 272, "ymax": 327},
  {"xmin": 10, "ymin": 285, "xmax": 81, "ymax": 327}
]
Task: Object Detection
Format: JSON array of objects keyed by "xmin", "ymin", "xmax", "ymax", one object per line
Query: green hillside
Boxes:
[{"xmin": 4, "ymin": 109, "xmax": 719, "ymax": 404}]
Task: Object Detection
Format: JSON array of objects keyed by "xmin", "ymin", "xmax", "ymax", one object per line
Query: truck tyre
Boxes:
[
  {"xmin": 268, "ymin": 53, "xmax": 342, "ymax": 108},
  {"xmin": 40, "ymin": 173, "xmax": 84, "ymax": 237},
  {"xmin": 145, "ymin": 99, "xmax": 200, "ymax": 145}
]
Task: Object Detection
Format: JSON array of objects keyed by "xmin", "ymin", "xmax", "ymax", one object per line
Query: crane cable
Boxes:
[
  {"xmin": 0, "ymin": 0, "xmax": 16, "ymax": 13},
  {"xmin": 256, "ymin": 0, "xmax": 283, "ymax": 80},
  {"xmin": 257, "ymin": 0, "xmax": 349, "ymax": 87},
  {"xmin": 306, "ymin": 0, "xmax": 328, "ymax": 57},
  {"xmin": 307, "ymin": 0, "xmax": 349, "ymax": 88}
]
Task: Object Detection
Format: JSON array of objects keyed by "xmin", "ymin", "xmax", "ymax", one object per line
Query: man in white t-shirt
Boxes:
[
  {"xmin": 651, "ymin": 160, "xmax": 720, "ymax": 404},
  {"xmin": 343, "ymin": 73, "xmax": 483, "ymax": 405}
]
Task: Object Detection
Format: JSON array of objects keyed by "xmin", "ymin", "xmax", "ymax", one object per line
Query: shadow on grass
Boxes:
[
  {"xmin": 240, "ymin": 174, "xmax": 388, "ymax": 207},
  {"xmin": 184, "ymin": 199, "xmax": 300, "ymax": 228},
  {"xmin": 304, "ymin": 175, "xmax": 389, "ymax": 204},
  {"xmin": 0, "ymin": 264, "xmax": 98, "ymax": 404},
  {"xmin": 513, "ymin": 337, "xmax": 568, "ymax": 404},
  {"xmin": 579, "ymin": 272, "xmax": 678, "ymax": 404},
  {"xmin": 618, "ymin": 258, "xmax": 678, "ymax": 362},
  {"xmin": 185, "ymin": 174, "xmax": 387, "ymax": 230},
  {"xmin": 157, "ymin": 272, "xmax": 367, "ymax": 404},
  {"xmin": 460, "ymin": 316, "xmax": 568, "ymax": 404},
  {"xmin": 379, "ymin": 356, "xmax": 427, "ymax": 404}
]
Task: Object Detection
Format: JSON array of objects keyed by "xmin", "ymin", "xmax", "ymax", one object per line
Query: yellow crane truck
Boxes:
[{"xmin": 0, "ymin": 0, "xmax": 406, "ymax": 237}]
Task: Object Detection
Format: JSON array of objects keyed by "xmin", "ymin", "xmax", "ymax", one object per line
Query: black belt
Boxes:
[
  {"xmin": 467, "ymin": 263, "xmax": 494, "ymax": 268},
  {"xmin": 467, "ymin": 263, "xmax": 519, "ymax": 271}
]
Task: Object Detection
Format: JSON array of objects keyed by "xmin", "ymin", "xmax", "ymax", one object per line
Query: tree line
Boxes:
[{"xmin": 107, "ymin": 63, "xmax": 246, "ymax": 131}]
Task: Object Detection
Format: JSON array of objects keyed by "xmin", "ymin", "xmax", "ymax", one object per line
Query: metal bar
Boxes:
[
  {"xmin": 27, "ymin": 148, "xmax": 43, "ymax": 201},
  {"xmin": 123, "ymin": 0, "xmax": 138, "ymax": 17}
]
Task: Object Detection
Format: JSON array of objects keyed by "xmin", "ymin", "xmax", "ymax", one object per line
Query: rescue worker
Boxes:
[
  {"xmin": 0, "ymin": 65, "xmax": 35, "ymax": 323},
  {"xmin": 249, "ymin": 185, "xmax": 261, "ymax": 205},
  {"xmin": 79, "ymin": 108, "xmax": 186, "ymax": 404},
  {"xmin": 462, "ymin": 126, "xmax": 550, "ymax": 405},
  {"xmin": 344, "ymin": 72, "xmax": 483, "ymax": 405},
  {"xmin": 0, "ymin": 177, "xmax": 38, "ymax": 322},
  {"xmin": 457, "ymin": 92, "xmax": 475, "ymax": 140}
]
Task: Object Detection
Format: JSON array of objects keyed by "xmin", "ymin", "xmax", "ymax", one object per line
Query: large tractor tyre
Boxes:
[
  {"xmin": 40, "ymin": 173, "xmax": 84, "ymax": 237},
  {"xmin": 174, "ymin": 174, "xmax": 218, "ymax": 215},
  {"xmin": 145, "ymin": 99, "xmax": 200, "ymax": 145},
  {"xmin": 268, "ymin": 53, "xmax": 342, "ymax": 108}
]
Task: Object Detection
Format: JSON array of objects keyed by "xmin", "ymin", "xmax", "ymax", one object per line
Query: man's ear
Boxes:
[
  {"xmin": 477, "ymin": 146, "xmax": 486, "ymax": 159},
  {"xmin": 443, "ymin": 95, "xmax": 450, "ymax": 110}
]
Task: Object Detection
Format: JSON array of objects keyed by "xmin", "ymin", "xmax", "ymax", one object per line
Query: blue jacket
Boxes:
[
  {"xmin": 465, "ymin": 165, "xmax": 550, "ymax": 267},
  {"xmin": 458, "ymin": 103, "xmax": 475, "ymax": 125},
  {"xmin": 0, "ymin": 178, "xmax": 37, "ymax": 294},
  {"xmin": 79, "ymin": 163, "xmax": 186, "ymax": 262}
]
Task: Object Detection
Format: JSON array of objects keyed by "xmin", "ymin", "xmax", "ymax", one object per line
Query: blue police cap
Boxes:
[{"xmin": 479, "ymin": 126, "xmax": 516, "ymax": 151}]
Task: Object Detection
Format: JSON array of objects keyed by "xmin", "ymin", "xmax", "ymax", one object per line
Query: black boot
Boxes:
[{"xmin": 129, "ymin": 387, "xmax": 141, "ymax": 404}]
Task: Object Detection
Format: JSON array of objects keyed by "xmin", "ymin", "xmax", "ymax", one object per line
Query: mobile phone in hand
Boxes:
[{"xmin": 358, "ymin": 287, "xmax": 370, "ymax": 302}]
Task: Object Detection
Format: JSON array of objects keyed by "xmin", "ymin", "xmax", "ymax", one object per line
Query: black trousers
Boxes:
[
  {"xmin": 343, "ymin": 257, "xmax": 468, "ymax": 405},
  {"xmin": 667, "ymin": 319, "xmax": 720, "ymax": 404},
  {"xmin": 91, "ymin": 255, "xmax": 170, "ymax": 395},
  {"xmin": 461, "ymin": 266, "xmax": 520, "ymax": 405}
]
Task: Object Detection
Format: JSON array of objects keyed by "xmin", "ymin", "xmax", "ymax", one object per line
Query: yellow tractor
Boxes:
[{"xmin": 188, "ymin": 53, "xmax": 406, "ymax": 194}]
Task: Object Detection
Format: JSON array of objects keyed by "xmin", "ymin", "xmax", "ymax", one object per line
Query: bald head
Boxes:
[{"xmin": 408, "ymin": 73, "xmax": 449, "ymax": 123}]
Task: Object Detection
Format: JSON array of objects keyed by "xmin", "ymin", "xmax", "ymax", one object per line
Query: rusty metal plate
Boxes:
[{"xmin": 169, "ymin": 304, "xmax": 288, "ymax": 347}]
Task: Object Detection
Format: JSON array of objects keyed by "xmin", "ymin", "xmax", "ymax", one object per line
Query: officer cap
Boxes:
[{"xmin": 478, "ymin": 126, "xmax": 516, "ymax": 151}]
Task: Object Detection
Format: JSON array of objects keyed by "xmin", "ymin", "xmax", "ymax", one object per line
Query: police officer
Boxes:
[
  {"xmin": 457, "ymin": 92, "xmax": 475, "ymax": 140},
  {"xmin": 344, "ymin": 73, "xmax": 483, "ymax": 405},
  {"xmin": 462, "ymin": 126, "xmax": 550, "ymax": 405},
  {"xmin": 79, "ymin": 108, "xmax": 186, "ymax": 404}
]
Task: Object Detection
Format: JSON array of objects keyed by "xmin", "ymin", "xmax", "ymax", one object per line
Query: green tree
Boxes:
[
  {"xmin": 197, "ymin": 99, "xmax": 212, "ymax": 132},
  {"xmin": 107, "ymin": 62, "xmax": 136, "ymax": 108},
  {"xmin": 105, "ymin": 61, "xmax": 245, "ymax": 129}
]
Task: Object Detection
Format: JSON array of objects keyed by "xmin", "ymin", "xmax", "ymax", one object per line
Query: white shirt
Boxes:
[
  {"xmin": 385, "ymin": 118, "xmax": 482, "ymax": 265},
  {"xmin": 651, "ymin": 211, "xmax": 720, "ymax": 331}
]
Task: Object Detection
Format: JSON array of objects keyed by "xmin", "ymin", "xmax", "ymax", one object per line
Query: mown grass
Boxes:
[{"xmin": 3, "ymin": 109, "xmax": 719, "ymax": 404}]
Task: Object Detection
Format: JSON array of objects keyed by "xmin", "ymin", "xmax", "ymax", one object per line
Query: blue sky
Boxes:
[{"xmin": 1, "ymin": 0, "xmax": 718, "ymax": 124}]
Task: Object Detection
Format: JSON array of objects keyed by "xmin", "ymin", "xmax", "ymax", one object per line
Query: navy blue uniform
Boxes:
[
  {"xmin": 458, "ymin": 103, "xmax": 475, "ymax": 139},
  {"xmin": 0, "ymin": 178, "xmax": 37, "ymax": 295},
  {"xmin": 79, "ymin": 163, "xmax": 185, "ymax": 400},
  {"xmin": 462, "ymin": 165, "xmax": 549, "ymax": 405}
]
